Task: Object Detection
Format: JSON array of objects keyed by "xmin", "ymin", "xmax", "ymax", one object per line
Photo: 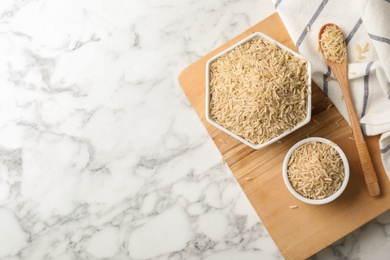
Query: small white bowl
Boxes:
[
  {"xmin": 282, "ymin": 137, "xmax": 350, "ymax": 205},
  {"xmin": 205, "ymin": 32, "xmax": 312, "ymax": 150}
]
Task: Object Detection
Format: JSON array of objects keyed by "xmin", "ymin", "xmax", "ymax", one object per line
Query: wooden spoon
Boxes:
[{"xmin": 318, "ymin": 23, "xmax": 380, "ymax": 197}]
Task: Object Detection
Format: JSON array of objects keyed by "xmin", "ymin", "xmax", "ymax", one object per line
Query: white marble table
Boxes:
[{"xmin": 0, "ymin": 0, "xmax": 389, "ymax": 259}]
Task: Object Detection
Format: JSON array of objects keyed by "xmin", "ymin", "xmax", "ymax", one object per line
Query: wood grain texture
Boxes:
[{"xmin": 178, "ymin": 13, "xmax": 390, "ymax": 260}]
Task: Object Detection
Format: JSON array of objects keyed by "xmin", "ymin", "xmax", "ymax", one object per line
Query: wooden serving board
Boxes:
[{"xmin": 178, "ymin": 13, "xmax": 390, "ymax": 260}]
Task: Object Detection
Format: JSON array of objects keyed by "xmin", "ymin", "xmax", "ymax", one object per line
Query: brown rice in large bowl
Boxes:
[{"xmin": 205, "ymin": 32, "xmax": 311, "ymax": 149}]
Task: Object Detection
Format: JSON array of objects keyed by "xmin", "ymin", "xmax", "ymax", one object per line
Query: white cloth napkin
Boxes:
[{"xmin": 270, "ymin": 0, "xmax": 390, "ymax": 179}]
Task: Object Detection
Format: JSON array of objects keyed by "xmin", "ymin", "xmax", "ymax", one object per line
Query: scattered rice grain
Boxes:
[
  {"xmin": 362, "ymin": 42, "xmax": 369, "ymax": 52},
  {"xmin": 355, "ymin": 43, "xmax": 369, "ymax": 61},
  {"xmin": 218, "ymin": 138, "xmax": 227, "ymax": 144}
]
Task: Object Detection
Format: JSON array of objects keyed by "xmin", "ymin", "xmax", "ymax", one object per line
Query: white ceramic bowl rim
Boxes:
[
  {"xmin": 205, "ymin": 32, "xmax": 312, "ymax": 150},
  {"xmin": 282, "ymin": 137, "xmax": 350, "ymax": 205}
]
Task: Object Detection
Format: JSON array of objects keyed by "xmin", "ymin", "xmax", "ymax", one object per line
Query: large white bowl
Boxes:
[
  {"xmin": 205, "ymin": 32, "xmax": 312, "ymax": 150},
  {"xmin": 282, "ymin": 137, "xmax": 350, "ymax": 205}
]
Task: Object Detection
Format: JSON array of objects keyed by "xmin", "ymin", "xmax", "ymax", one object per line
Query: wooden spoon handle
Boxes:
[
  {"xmin": 347, "ymin": 99, "xmax": 380, "ymax": 196},
  {"xmin": 356, "ymin": 142, "xmax": 380, "ymax": 196},
  {"xmin": 331, "ymin": 63, "xmax": 380, "ymax": 196}
]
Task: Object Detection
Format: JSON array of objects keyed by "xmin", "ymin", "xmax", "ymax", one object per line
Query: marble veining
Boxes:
[{"xmin": 0, "ymin": 0, "xmax": 388, "ymax": 259}]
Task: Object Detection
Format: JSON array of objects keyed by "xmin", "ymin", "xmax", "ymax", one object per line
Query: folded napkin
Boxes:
[{"xmin": 271, "ymin": 0, "xmax": 390, "ymax": 179}]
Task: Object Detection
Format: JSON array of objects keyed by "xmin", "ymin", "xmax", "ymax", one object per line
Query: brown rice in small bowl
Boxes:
[{"xmin": 282, "ymin": 137, "xmax": 350, "ymax": 205}]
